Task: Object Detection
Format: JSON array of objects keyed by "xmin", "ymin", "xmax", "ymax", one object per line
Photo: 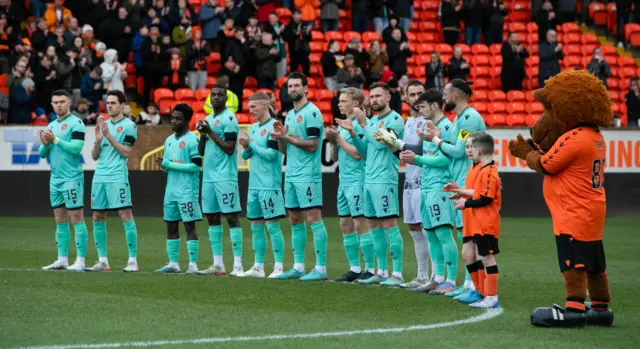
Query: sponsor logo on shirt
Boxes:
[
  {"xmin": 378, "ymin": 121, "xmax": 384, "ymax": 128},
  {"xmin": 117, "ymin": 126, "xmax": 124, "ymax": 133},
  {"xmin": 261, "ymin": 129, "xmax": 267, "ymax": 136},
  {"xmin": 179, "ymin": 141, "xmax": 185, "ymax": 148},
  {"xmin": 61, "ymin": 124, "xmax": 68, "ymax": 131},
  {"xmin": 297, "ymin": 115, "xmax": 303, "ymax": 123}
]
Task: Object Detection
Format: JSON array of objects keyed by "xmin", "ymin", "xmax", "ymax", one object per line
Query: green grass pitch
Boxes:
[{"xmin": 1, "ymin": 217, "xmax": 639, "ymax": 349}]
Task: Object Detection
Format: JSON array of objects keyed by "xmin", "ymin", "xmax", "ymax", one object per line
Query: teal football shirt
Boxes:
[
  {"xmin": 283, "ymin": 101, "xmax": 324, "ymax": 183},
  {"xmin": 163, "ymin": 131, "xmax": 201, "ymax": 202},
  {"xmin": 440, "ymin": 107, "xmax": 486, "ymax": 184},
  {"xmin": 242, "ymin": 118, "xmax": 283, "ymax": 190},
  {"xmin": 422, "ymin": 117, "xmax": 453, "ymax": 192},
  {"xmin": 202, "ymin": 108, "xmax": 239, "ymax": 183},
  {"xmin": 338, "ymin": 118, "xmax": 365, "ymax": 186},
  {"xmin": 362, "ymin": 109, "xmax": 405, "ymax": 184},
  {"xmin": 47, "ymin": 114, "xmax": 86, "ymax": 183},
  {"xmin": 93, "ymin": 117, "xmax": 137, "ymax": 183}
]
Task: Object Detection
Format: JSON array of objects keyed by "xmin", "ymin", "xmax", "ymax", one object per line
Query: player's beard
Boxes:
[
  {"xmin": 290, "ymin": 92, "xmax": 303, "ymax": 102},
  {"xmin": 410, "ymin": 103, "xmax": 420, "ymax": 112},
  {"xmin": 371, "ymin": 103, "xmax": 384, "ymax": 112},
  {"xmin": 444, "ymin": 101, "xmax": 456, "ymax": 112}
]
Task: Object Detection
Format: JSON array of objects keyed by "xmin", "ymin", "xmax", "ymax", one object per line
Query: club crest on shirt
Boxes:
[
  {"xmin": 117, "ymin": 126, "xmax": 124, "ymax": 133},
  {"xmin": 297, "ymin": 115, "xmax": 303, "ymax": 123},
  {"xmin": 61, "ymin": 124, "xmax": 68, "ymax": 130},
  {"xmin": 417, "ymin": 121, "xmax": 423, "ymax": 129},
  {"xmin": 214, "ymin": 120, "xmax": 221, "ymax": 126},
  {"xmin": 179, "ymin": 141, "xmax": 185, "ymax": 148},
  {"xmin": 261, "ymin": 129, "xmax": 267, "ymax": 136}
]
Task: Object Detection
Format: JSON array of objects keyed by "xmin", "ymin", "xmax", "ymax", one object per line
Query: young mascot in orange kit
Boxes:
[{"xmin": 508, "ymin": 70, "xmax": 614, "ymax": 328}]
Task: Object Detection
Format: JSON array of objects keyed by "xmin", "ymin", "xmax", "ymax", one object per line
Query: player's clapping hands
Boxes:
[
  {"xmin": 334, "ymin": 119, "xmax": 352, "ymax": 132},
  {"xmin": 416, "ymin": 120, "xmax": 439, "ymax": 142},
  {"xmin": 98, "ymin": 119, "xmax": 110, "ymax": 139},
  {"xmin": 324, "ymin": 126, "xmax": 338, "ymax": 142},
  {"xmin": 40, "ymin": 130, "xmax": 50, "ymax": 145},
  {"xmin": 399, "ymin": 150, "xmax": 416, "ymax": 164},
  {"xmin": 43, "ymin": 130, "xmax": 55, "ymax": 144},
  {"xmin": 195, "ymin": 120, "xmax": 211, "ymax": 134},
  {"xmin": 373, "ymin": 128, "xmax": 398, "ymax": 148},
  {"xmin": 238, "ymin": 131, "xmax": 251, "ymax": 151},
  {"xmin": 269, "ymin": 121, "xmax": 287, "ymax": 140},
  {"xmin": 454, "ymin": 198, "xmax": 466, "ymax": 210},
  {"xmin": 154, "ymin": 157, "xmax": 166, "ymax": 171}
]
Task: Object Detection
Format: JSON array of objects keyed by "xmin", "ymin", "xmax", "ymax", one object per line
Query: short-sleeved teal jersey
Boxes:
[
  {"xmin": 46, "ymin": 114, "xmax": 86, "ymax": 183},
  {"xmin": 93, "ymin": 117, "xmax": 137, "ymax": 183},
  {"xmin": 242, "ymin": 118, "xmax": 283, "ymax": 190},
  {"xmin": 283, "ymin": 101, "xmax": 324, "ymax": 183},
  {"xmin": 362, "ymin": 109, "xmax": 405, "ymax": 184},
  {"xmin": 338, "ymin": 118, "xmax": 365, "ymax": 186},
  {"xmin": 441, "ymin": 107, "xmax": 485, "ymax": 185},
  {"xmin": 422, "ymin": 117, "xmax": 453, "ymax": 192},
  {"xmin": 163, "ymin": 131, "xmax": 201, "ymax": 202},
  {"xmin": 202, "ymin": 108, "xmax": 239, "ymax": 183}
]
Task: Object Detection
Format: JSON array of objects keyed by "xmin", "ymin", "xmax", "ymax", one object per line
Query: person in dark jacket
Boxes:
[
  {"xmin": 371, "ymin": 0, "xmax": 388, "ymax": 35},
  {"xmin": 351, "ymin": 0, "xmax": 370, "ymax": 33},
  {"xmin": 320, "ymin": 0, "xmax": 342, "ymax": 33},
  {"xmin": 336, "ymin": 53, "xmax": 366, "ymax": 89},
  {"xmin": 219, "ymin": 26, "xmax": 250, "ymax": 111},
  {"xmin": 142, "ymin": 6, "xmax": 171, "ymax": 34},
  {"xmin": 8, "ymin": 78, "xmax": 35, "ymax": 124},
  {"xmin": 440, "ymin": 0, "xmax": 462, "ymax": 46},
  {"xmin": 501, "ymin": 32, "xmax": 529, "ymax": 92},
  {"xmin": 254, "ymin": 31, "xmax": 279, "ymax": 90},
  {"xmin": 382, "ymin": 16, "xmax": 408, "ymax": 46},
  {"xmin": 101, "ymin": 7, "xmax": 134, "ymax": 64},
  {"xmin": 186, "ymin": 28, "xmax": 211, "ymax": 91},
  {"xmin": 168, "ymin": 0, "xmax": 198, "ymax": 27},
  {"xmin": 58, "ymin": 47, "xmax": 91, "ymax": 104},
  {"xmin": 391, "ymin": 0, "xmax": 412, "ymax": 31},
  {"xmin": 616, "ymin": 0, "xmax": 633, "ymax": 48},
  {"xmin": 539, "ymin": 29, "xmax": 564, "ymax": 88},
  {"xmin": 447, "ymin": 46, "xmax": 470, "ymax": 81},
  {"xmin": 344, "ymin": 37, "xmax": 370, "ymax": 75},
  {"xmin": 80, "ymin": 67, "xmax": 104, "ymax": 122},
  {"xmin": 425, "ymin": 52, "xmax": 446, "ymax": 91},
  {"xmin": 587, "ymin": 47, "xmax": 612, "ymax": 87},
  {"xmin": 30, "ymin": 19, "xmax": 49, "ymax": 53},
  {"xmin": 282, "ymin": 10, "xmax": 311, "ymax": 76},
  {"xmin": 535, "ymin": 1, "xmax": 556, "ymax": 43},
  {"xmin": 132, "ymin": 25, "xmax": 148, "ymax": 85},
  {"xmin": 321, "ymin": 40, "xmax": 342, "ymax": 92},
  {"xmin": 33, "ymin": 56, "xmax": 59, "ymax": 115},
  {"xmin": 625, "ymin": 78, "xmax": 640, "ymax": 127},
  {"xmin": 387, "ymin": 28, "xmax": 412, "ymax": 78},
  {"xmin": 484, "ymin": 0, "xmax": 507, "ymax": 45},
  {"xmin": 141, "ymin": 26, "xmax": 170, "ymax": 106},
  {"xmin": 463, "ymin": 0, "xmax": 483, "ymax": 45}
]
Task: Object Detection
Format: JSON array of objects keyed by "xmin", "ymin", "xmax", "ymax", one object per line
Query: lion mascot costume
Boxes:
[{"xmin": 508, "ymin": 70, "xmax": 614, "ymax": 328}]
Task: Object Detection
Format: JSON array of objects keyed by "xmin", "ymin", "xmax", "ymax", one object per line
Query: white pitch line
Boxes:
[{"xmin": 8, "ymin": 309, "xmax": 503, "ymax": 349}]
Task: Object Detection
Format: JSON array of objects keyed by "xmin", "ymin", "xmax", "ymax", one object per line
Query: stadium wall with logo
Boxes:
[{"xmin": 0, "ymin": 126, "xmax": 638, "ymax": 217}]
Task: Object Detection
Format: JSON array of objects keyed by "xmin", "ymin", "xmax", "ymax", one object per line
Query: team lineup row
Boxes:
[{"xmin": 39, "ymin": 73, "xmax": 502, "ymax": 309}]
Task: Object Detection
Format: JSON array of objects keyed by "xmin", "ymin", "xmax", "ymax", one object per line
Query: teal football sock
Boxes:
[
  {"xmin": 458, "ymin": 230, "xmax": 472, "ymax": 282},
  {"xmin": 343, "ymin": 232, "xmax": 360, "ymax": 268},
  {"xmin": 291, "ymin": 223, "xmax": 307, "ymax": 265},
  {"xmin": 186, "ymin": 239, "xmax": 199, "ymax": 264},
  {"xmin": 266, "ymin": 221, "xmax": 285, "ymax": 263},
  {"xmin": 230, "ymin": 227, "xmax": 243, "ymax": 257},
  {"xmin": 251, "ymin": 224, "xmax": 266, "ymax": 264},
  {"xmin": 426, "ymin": 229, "xmax": 445, "ymax": 278},
  {"xmin": 371, "ymin": 227, "xmax": 388, "ymax": 271},
  {"xmin": 167, "ymin": 239, "xmax": 180, "ymax": 264},
  {"xmin": 123, "ymin": 219, "xmax": 137, "ymax": 258},
  {"xmin": 73, "ymin": 221, "xmax": 88, "ymax": 258},
  {"xmin": 56, "ymin": 222, "xmax": 70, "ymax": 257},
  {"xmin": 209, "ymin": 225, "xmax": 223, "ymax": 256},
  {"xmin": 310, "ymin": 220, "xmax": 328, "ymax": 267},
  {"xmin": 385, "ymin": 226, "xmax": 403, "ymax": 273},
  {"xmin": 359, "ymin": 232, "xmax": 375, "ymax": 270},
  {"xmin": 92, "ymin": 220, "xmax": 108, "ymax": 258},
  {"xmin": 436, "ymin": 225, "xmax": 458, "ymax": 283}
]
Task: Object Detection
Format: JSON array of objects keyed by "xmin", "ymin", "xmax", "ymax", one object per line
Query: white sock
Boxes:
[
  {"xmin": 392, "ymin": 271, "xmax": 403, "ymax": 279},
  {"xmin": 213, "ymin": 255, "xmax": 224, "ymax": 266},
  {"xmin": 446, "ymin": 279, "xmax": 456, "ymax": 286},
  {"xmin": 434, "ymin": 275, "xmax": 445, "ymax": 283},
  {"xmin": 350, "ymin": 266, "xmax": 362, "ymax": 273},
  {"xmin": 410, "ymin": 231, "xmax": 429, "ymax": 280},
  {"xmin": 464, "ymin": 279, "xmax": 475, "ymax": 289},
  {"xmin": 274, "ymin": 262, "xmax": 283, "ymax": 270},
  {"xmin": 99, "ymin": 257, "xmax": 109, "ymax": 264},
  {"xmin": 168, "ymin": 262, "xmax": 179, "ymax": 269},
  {"xmin": 431, "ymin": 260, "xmax": 436, "ymax": 280},
  {"xmin": 378, "ymin": 269, "xmax": 389, "ymax": 278},
  {"xmin": 253, "ymin": 263, "xmax": 264, "ymax": 271},
  {"xmin": 315, "ymin": 265, "xmax": 326, "ymax": 273},
  {"xmin": 366, "ymin": 267, "xmax": 375, "ymax": 274},
  {"xmin": 293, "ymin": 263, "xmax": 305, "ymax": 272},
  {"xmin": 75, "ymin": 257, "xmax": 85, "ymax": 265},
  {"xmin": 128, "ymin": 257, "xmax": 137, "ymax": 264},
  {"xmin": 233, "ymin": 256, "xmax": 242, "ymax": 267},
  {"xmin": 188, "ymin": 262, "xmax": 198, "ymax": 269},
  {"xmin": 58, "ymin": 256, "xmax": 69, "ymax": 264}
]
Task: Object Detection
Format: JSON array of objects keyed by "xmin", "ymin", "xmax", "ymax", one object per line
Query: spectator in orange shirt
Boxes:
[
  {"xmin": 44, "ymin": 0, "xmax": 73, "ymax": 31},
  {"xmin": 294, "ymin": 0, "xmax": 320, "ymax": 24}
]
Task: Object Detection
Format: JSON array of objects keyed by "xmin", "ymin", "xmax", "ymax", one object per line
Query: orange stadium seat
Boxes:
[
  {"xmin": 563, "ymin": 33, "xmax": 581, "ymax": 45},
  {"xmin": 245, "ymin": 77, "xmax": 258, "ymax": 88},
  {"xmin": 488, "ymin": 90, "xmax": 507, "ymax": 102},
  {"xmin": 323, "ymin": 114, "xmax": 334, "ymax": 125},
  {"xmin": 589, "ymin": 2, "xmax": 608, "ymax": 26},
  {"xmin": 489, "ymin": 66, "xmax": 502, "ymax": 78},
  {"xmin": 507, "ymin": 91, "xmax": 526, "ymax": 102},
  {"xmin": 506, "ymin": 102, "xmax": 526, "ymax": 114},
  {"xmin": 528, "ymin": 102, "xmax": 544, "ymax": 114},
  {"xmin": 471, "ymin": 44, "xmax": 489, "ymax": 55},
  {"xmin": 489, "ymin": 44, "xmax": 501, "ymax": 56},
  {"xmin": 316, "ymin": 101, "xmax": 332, "ymax": 113},
  {"xmin": 487, "ymin": 102, "xmax": 506, "ymax": 114},
  {"xmin": 581, "ymin": 33, "xmax": 599, "ymax": 45},
  {"xmin": 192, "ymin": 101, "xmax": 205, "ymax": 114},
  {"xmin": 362, "ymin": 31, "xmax": 380, "ymax": 43},
  {"xmin": 343, "ymin": 31, "xmax": 361, "ymax": 43},
  {"xmin": 471, "ymin": 67, "xmax": 490, "ymax": 78},
  {"xmin": 473, "ymin": 90, "xmax": 489, "ymax": 102},
  {"xmin": 563, "ymin": 56, "xmax": 582, "ymax": 69},
  {"xmin": 236, "ymin": 113, "xmax": 251, "ymax": 124},
  {"xmin": 154, "ymin": 88, "xmax": 174, "ymax": 104},
  {"xmin": 195, "ymin": 88, "xmax": 209, "ymax": 101},
  {"xmin": 525, "ymin": 91, "xmax": 535, "ymax": 102},
  {"xmin": 565, "ymin": 45, "xmax": 581, "ymax": 57},
  {"xmin": 435, "ymin": 43, "xmax": 452, "ymax": 54},
  {"xmin": 509, "ymin": 1, "xmax": 530, "ymax": 22},
  {"xmin": 506, "ymin": 113, "xmax": 527, "ymax": 126},
  {"xmin": 419, "ymin": 22, "xmax": 438, "ymax": 33},
  {"xmin": 206, "ymin": 76, "xmax": 217, "ymax": 88},
  {"xmin": 470, "ymin": 102, "xmax": 487, "ymax": 113},
  {"xmin": 315, "ymin": 89, "xmax": 334, "ymax": 101},
  {"xmin": 311, "ymin": 30, "xmax": 324, "ymax": 41},
  {"xmin": 174, "ymin": 88, "xmax": 195, "ymax": 101},
  {"xmin": 485, "ymin": 114, "xmax": 506, "ymax": 126},
  {"xmin": 414, "ymin": 66, "xmax": 426, "ymax": 78},
  {"xmin": 618, "ymin": 56, "xmax": 637, "ymax": 68},
  {"xmin": 561, "ymin": 22, "xmax": 580, "ymax": 34},
  {"xmin": 325, "ymin": 31, "xmax": 343, "ymax": 41},
  {"xmin": 491, "ymin": 56, "xmax": 503, "ymax": 67},
  {"xmin": 418, "ymin": 32, "xmax": 437, "ymax": 43}
]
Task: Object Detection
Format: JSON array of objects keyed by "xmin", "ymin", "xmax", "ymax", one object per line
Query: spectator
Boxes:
[
  {"xmin": 141, "ymin": 26, "xmax": 169, "ymax": 106},
  {"xmin": 382, "ymin": 16, "xmax": 408, "ymax": 46},
  {"xmin": 172, "ymin": 14, "xmax": 193, "ymax": 57},
  {"xmin": 447, "ymin": 45, "xmax": 470, "ymax": 81},
  {"xmin": 73, "ymin": 98, "xmax": 91, "ymax": 123},
  {"xmin": 218, "ymin": 16, "xmax": 236, "ymax": 52},
  {"xmin": 7, "ymin": 59, "xmax": 27, "ymax": 91},
  {"xmin": 336, "ymin": 53, "xmax": 365, "ymax": 89},
  {"xmin": 279, "ymin": 81, "xmax": 293, "ymax": 116},
  {"xmin": 124, "ymin": 0, "xmax": 145, "ymax": 29},
  {"xmin": 186, "ymin": 28, "xmax": 210, "ymax": 91},
  {"xmin": 80, "ymin": 66, "xmax": 104, "ymax": 122},
  {"xmin": 351, "ymin": 0, "xmax": 370, "ymax": 33},
  {"xmin": 344, "ymin": 37, "xmax": 370, "ymax": 74},
  {"xmin": 200, "ymin": 0, "xmax": 226, "ymax": 51},
  {"xmin": 368, "ymin": 40, "xmax": 388, "ymax": 83},
  {"xmin": 44, "ymin": 0, "xmax": 72, "ymax": 31},
  {"xmin": 66, "ymin": 17, "xmax": 82, "ymax": 39},
  {"xmin": 31, "ymin": 0, "xmax": 46, "ymax": 19},
  {"xmin": 295, "ymin": 0, "xmax": 320, "ymax": 25},
  {"xmin": 246, "ymin": 15, "xmax": 261, "ymax": 42},
  {"xmin": 320, "ymin": 0, "xmax": 341, "ymax": 33},
  {"xmin": 81, "ymin": 24, "xmax": 97, "ymax": 52},
  {"xmin": 140, "ymin": 102, "xmax": 162, "ymax": 125},
  {"xmin": 254, "ymin": 31, "xmax": 279, "ymax": 90},
  {"xmin": 266, "ymin": 12, "xmax": 287, "ymax": 78},
  {"xmin": 501, "ymin": 32, "xmax": 529, "ymax": 92},
  {"xmin": 387, "ymin": 28, "xmax": 412, "ymax": 78},
  {"xmin": 105, "ymin": 7, "xmax": 134, "ymax": 64},
  {"xmin": 203, "ymin": 75, "xmax": 240, "ymax": 114},
  {"xmin": 536, "ymin": 1, "xmax": 556, "ymax": 43},
  {"xmin": 616, "ymin": 0, "xmax": 633, "ymax": 48},
  {"xmin": 484, "ymin": 0, "xmax": 507, "ymax": 46},
  {"xmin": 223, "ymin": 0, "xmax": 241, "ymax": 23},
  {"xmin": 167, "ymin": 47, "xmax": 187, "ymax": 89},
  {"xmin": 372, "ymin": 0, "xmax": 389, "ymax": 35},
  {"xmin": 266, "ymin": 90, "xmax": 280, "ymax": 119},
  {"xmin": 123, "ymin": 104, "xmax": 136, "ymax": 122},
  {"xmin": 321, "ymin": 40, "xmax": 343, "ymax": 92},
  {"xmin": 255, "ymin": 0, "xmax": 277, "ymax": 24},
  {"xmin": 440, "ymin": 0, "xmax": 462, "ymax": 46},
  {"xmin": 48, "ymin": 25, "xmax": 69, "ymax": 53},
  {"xmin": 220, "ymin": 26, "xmax": 249, "ymax": 111},
  {"xmin": 143, "ymin": 6, "xmax": 170, "ymax": 34},
  {"xmin": 556, "ymin": 0, "xmax": 576, "ymax": 24},
  {"xmin": 388, "ymin": 77, "xmax": 402, "ymax": 114},
  {"xmin": 463, "ymin": 0, "xmax": 483, "ymax": 45},
  {"xmin": 101, "ymin": 49, "xmax": 127, "ymax": 93},
  {"xmin": 154, "ymin": 0, "xmax": 172, "ymax": 30},
  {"xmin": 31, "ymin": 19, "xmax": 49, "ymax": 53},
  {"xmin": 392, "ymin": 0, "xmax": 412, "ymax": 32},
  {"xmin": 425, "ymin": 52, "xmax": 446, "ymax": 91},
  {"xmin": 132, "ymin": 25, "xmax": 148, "ymax": 83},
  {"xmin": 169, "ymin": 0, "xmax": 198, "ymax": 27},
  {"xmin": 85, "ymin": 0, "xmax": 107, "ymax": 30},
  {"xmin": 33, "ymin": 55, "xmax": 59, "ymax": 115},
  {"xmin": 625, "ymin": 78, "xmax": 640, "ymax": 127},
  {"xmin": 58, "ymin": 47, "xmax": 90, "ymax": 104},
  {"xmin": 96, "ymin": 0, "xmax": 120, "ymax": 39},
  {"xmin": 94, "ymin": 42, "xmax": 107, "ymax": 67},
  {"xmin": 539, "ymin": 29, "xmax": 563, "ymax": 88},
  {"xmin": 282, "ymin": 10, "xmax": 311, "ymax": 76},
  {"xmin": 8, "ymin": 78, "xmax": 35, "ymax": 124},
  {"xmin": 232, "ymin": 0, "xmax": 256, "ymax": 27},
  {"xmin": 587, "ymin": 48, "xmax": 612, "ymax": 87}
]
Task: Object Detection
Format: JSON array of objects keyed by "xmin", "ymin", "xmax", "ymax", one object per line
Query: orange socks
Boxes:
[
  {"xmin": 485, "ymin": 265, "xmax": 499, "ymax": 297},
  {"xmin": 478, "ymin": 265, "xmax": 486, "ymax": 295},
  {"xmin": 466, "ymin": 261, "xmax": 483, "ymax": 293}
]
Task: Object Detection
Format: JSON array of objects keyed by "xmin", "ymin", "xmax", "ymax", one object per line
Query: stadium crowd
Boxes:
[{"xmin": 0, "ymin": 0, "xmax": 639, "ymax": 126}]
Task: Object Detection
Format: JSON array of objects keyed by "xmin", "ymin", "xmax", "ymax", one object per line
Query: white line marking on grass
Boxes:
[{"xmin": 8, "ymin": 309, "xmax": 503, "ymax": 349}]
